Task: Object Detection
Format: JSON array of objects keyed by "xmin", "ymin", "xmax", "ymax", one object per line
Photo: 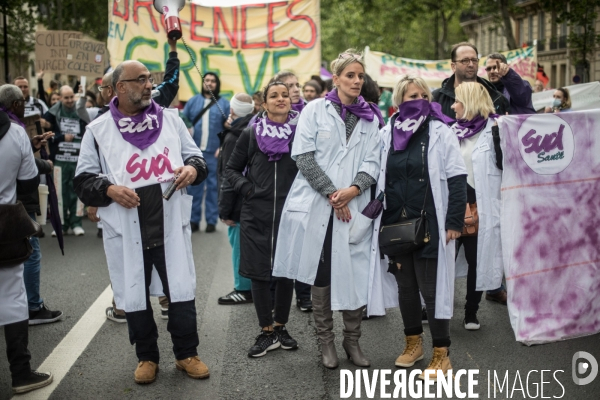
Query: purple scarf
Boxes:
[
  {"xmin": 0, "ymin": 106, "xmax": 26, "ymax": 129},
  {"xmin": 453, "ymin": 114, "xmax": 498, "ymax": 140},
  {"xmin": 109, "ymin": 97, "xmax": 163, "ymax": 150},
  {"xmin": 392, "ymin": 100, "xmax": 453, "ymax": 151},
  {"xmin": 253, "ymin": 110, "xmax": 299, "ymax": 162},
  {"xmin": 325, "ymin": 90, "xmax": 375, "ymax": 122},
  {"xmin": 291, "ymin": 100, "xmax": 305, "ymax": 113}
]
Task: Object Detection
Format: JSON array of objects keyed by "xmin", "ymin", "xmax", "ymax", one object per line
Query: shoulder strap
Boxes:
[
  {"xmin": 192, "ymin": 99, "xmax": 216, "ymax": 127},
  {"xmin": 247, "ymin": 127, "xmax": 257, "ymax": 166}
]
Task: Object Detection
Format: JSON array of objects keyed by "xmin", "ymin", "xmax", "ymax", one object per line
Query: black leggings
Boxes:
[
  {"xmin": 456, "ymin": 235, "xmax": 483, "ymax": 312},
  {"xmin": 314, "ymin": 214, "xmax": 334, "ymax": 288},
  {"xmin": 251, "ymin": 277, "xmax": 294, "ymax": 328},
  {"xmin": 393, "ymin": 253, "xmax": 451, "ymax": 348}
]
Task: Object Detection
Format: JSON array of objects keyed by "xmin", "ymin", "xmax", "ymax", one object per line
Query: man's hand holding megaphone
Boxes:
[{"xmin": 154, "ymin": 0, "xmax": 186, "ymax": 41}]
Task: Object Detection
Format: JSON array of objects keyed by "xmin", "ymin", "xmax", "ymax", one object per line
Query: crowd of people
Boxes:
[{"xmin": 0, "ymin": 38, "xmax": 567, "ymax": 394}]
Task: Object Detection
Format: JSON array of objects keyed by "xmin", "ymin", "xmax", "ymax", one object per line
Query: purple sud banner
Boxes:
[{"xmin": 499, "ymin": 111, "xmax": 600, "ymax": 345}]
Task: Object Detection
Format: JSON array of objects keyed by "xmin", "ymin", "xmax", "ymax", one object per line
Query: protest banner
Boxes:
[
  {"xmin": 35, "ymin": 30, "xmax": 83, "ymax": 73},
  {"xmin": 65, "ymin": 39, "xmax": 107, "ymax": 76},
  {"xmin": 107, "ymin": 0, "xmax": 320, "ymax": 101},
  {"xmin": 532, "ymin": 81, "xmax": 600, "ymax": 112},
  {"xmin": 365, "ymin": 46, "xmax": 537, "ymax": 89},
  {"xmin": 498, "ymin": 110, "xmax": 600, "ymax": 345}
]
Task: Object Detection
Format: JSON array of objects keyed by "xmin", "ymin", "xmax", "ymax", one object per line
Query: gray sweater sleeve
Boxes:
[
  {"xmin": 296, "ymin": 151, "xmax": 337, "ymax": 197},
  {"xmin": 351, "ymin": 172, "xmax": 376, "ymax": 195}
]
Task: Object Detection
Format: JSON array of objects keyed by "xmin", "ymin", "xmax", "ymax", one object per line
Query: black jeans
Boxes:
[
  {"xmin": 457, "ymin": 235, "xmax": 483, "ymax": 312},
  {"xmin": 393, "ymin": 253, "xmax": 451, "ymax": 348},
  {"xmin": 125, "ymin": 246, "xmax": 199, "ymax": 363},
  {"xmin": 4, "ymin": 319, "xmax": 31, "ymax": 382},
  {"xmin": 251, "ymin": 277, "xmax": 293, "ymax": 328},
  {"xmin": 314, "ymin": 214, "xmax": 334, "ymax": 288}
]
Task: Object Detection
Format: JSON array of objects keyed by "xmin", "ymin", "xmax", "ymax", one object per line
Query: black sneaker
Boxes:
[
  {"xmin": 206, "ymin": 224, "xmax": 216, "ymax": 233},
  {"xmin": 422, "ymin": 307, "xmax": 429, "ymax": 325},
  {"xmin": 464, "ymin": 310, "xmax": 480, "ymax": 330},
  {"xmin": 190, "ymin": 222, "xmax": 199, "ymax": 232},
  {"xmin": 29, "ymin": 303, "xmax": 63, "ymax": 325},
  {"xmin": 296, "ymin": 298, "xmax": 313, "ymax": 312},
  {"xmin": 274, "ymin": 325, "xmax": 298, "ymax": 350},
  {"xmin": 218, "ymin": 290, "xmax": 253, "ymax": 305},
  {"xmin": 12, "ymin": 371, "xmax": 53, "ymax": 394},
  {"xmin": 105, "ymin": 306, "xmax": 127, "ymax": 323},
  {"xmin": 248, "ymin": 330, "xmax": 280, "ymax": 357},
  {"xmin": 97, "ymin": 228, "xmax": 103, "ymax": 238}
]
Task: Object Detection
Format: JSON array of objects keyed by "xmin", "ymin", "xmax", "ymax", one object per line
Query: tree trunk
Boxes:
[
  {"xmin": 434, "ymin": 11, "xmax": 440, "ymax": 59},
  {"xmin": 499, "ymin": 0, "xmax": 517, "ymax": 49}
]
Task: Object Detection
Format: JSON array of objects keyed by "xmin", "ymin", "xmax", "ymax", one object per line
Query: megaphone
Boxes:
[{"xmin": 154, "ymin": 0, "xmax": 186, "ymax": 41}]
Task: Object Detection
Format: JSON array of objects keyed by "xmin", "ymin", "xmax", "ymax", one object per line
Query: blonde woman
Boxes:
[
  {"xmin": 273, "ymin": 49, "xmax": 381, "ymax": 369},
  {"xmin": 450, "ymin": 82, "xmax": 503, "ymax": 331},
  {"xmin": 368, "ymin": 75, "xmax": 466, "ymax": 380}
]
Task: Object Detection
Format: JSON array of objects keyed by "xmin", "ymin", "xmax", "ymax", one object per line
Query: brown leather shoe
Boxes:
[
  {"xmin": 485, "ymin": 289, "xmax": 507, "ymax": 305},
  {"xmin": 134, "ymin": 361, "xmax": 158, "ymax": 384},
  {"xmin": 175, "ymin": 356, "xmax": 210, "ymax": 379}
]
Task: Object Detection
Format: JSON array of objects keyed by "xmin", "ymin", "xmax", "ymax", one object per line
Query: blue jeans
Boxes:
[
  {"xmin": 228, "ymin": 225, "xmax": 251, "ymax": 291},
  {"xmin": 24, "ymin": 213, "xmax": 43, "ymax": 310},
  {"xmin": 188, "ymin": 151, "xmax": 218, "ymax": 225}
]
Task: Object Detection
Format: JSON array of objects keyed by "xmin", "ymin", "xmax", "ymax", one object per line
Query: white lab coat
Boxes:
[
  {"xmin": 367, "ymin": 119, "xmax": 467, "ymax": 319},
  {"xmin": 455, "ymin": 118, "xmax": 503, "ymax": 290},
  {"xmin": 76, "ymin": 110, "xmax": 200, "ymax": 312},
  {"xmin": 272, "ymin": 99, "xmax": 381, "ymax": 311}
]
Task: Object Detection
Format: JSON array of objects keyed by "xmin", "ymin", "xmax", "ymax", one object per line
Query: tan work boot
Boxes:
[
  {"xmin": 134, "ymin": 361, "xmax": 158, "ymax": 384},
  {"xmin": 395, "ymin": 335, "xmax": 424, "ymax": 367},
  {"xmin": 175, "ymin": 356, "xmax": 210, "ymax": 379},
  {"xmin": 419, "ymin": 347, "xmax": 452, "ymax": 381}
]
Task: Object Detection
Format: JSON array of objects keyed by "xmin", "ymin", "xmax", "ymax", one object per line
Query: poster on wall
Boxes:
[
  {"xmin": 499, "ymin": 111, "xmax": 600, "ymax": 345},
  {"xmin": 106, "ymin": 0, "xmax": 321, "ymax": 101}
]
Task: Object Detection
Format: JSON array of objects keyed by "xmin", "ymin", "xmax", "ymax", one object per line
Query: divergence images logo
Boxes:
[
  {"xmin": 572, "ymin": 351, "xmax": 598, "ymax": 385},
  {"xmin": 518, "ymin": 114, "xmax": 574, "ymax": 175}
]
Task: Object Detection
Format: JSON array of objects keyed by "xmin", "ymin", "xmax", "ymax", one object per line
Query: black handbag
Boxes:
[
  {"xmin": 0, "ymin": 201, "xmax": 41, "ymax": 268},
  {"xmin": 378, "ymin": 181, "xmax": 431, "ymax": 257}
]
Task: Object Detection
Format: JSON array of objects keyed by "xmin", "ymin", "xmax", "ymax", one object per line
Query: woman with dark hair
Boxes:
[
  {"xmin": 224, "ymin": 82, "xmax": 300, "ymax": 358},
  {"xmin": 272, "ymin": 71, "xmax": 305, "ymax": 113},
  {"xmin": 544, "ymin": 87, "xmax": 572, "ymax": 113},
  {"xmin": 273, "ymin": 49, "xmax": 381, "ymax": 369}
]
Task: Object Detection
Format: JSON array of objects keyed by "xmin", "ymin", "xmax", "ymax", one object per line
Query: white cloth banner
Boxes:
[
  {"xmin": 499, "ymin": 110, "xmax": 600, "ymax": 345},
  {"xmin": 532, "ymin": 82, "xmax": 600, "ymax": 112}
]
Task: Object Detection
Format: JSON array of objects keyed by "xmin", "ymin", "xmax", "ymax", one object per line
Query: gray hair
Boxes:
[
  {"xmin": 0, "ymin": 84, "xmax": 24, "ymax": 108},
  {"xmin": 112, "ymin": 63, "xmax": 125, "ymax": 89},
  {"xmin": 103, "ymin": 71, "xmax": 114, "ymax": 90}
]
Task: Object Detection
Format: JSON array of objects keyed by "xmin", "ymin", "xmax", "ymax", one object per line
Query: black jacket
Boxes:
[
  {"xmin": 18, "ymin": 154, "xmax": 53, "ymax": 215},
  {"xmin": 217, "ymin": 114, "xmax": 253, "ymax": 222},
  {"xmin": 224, "ymin": 126, "xmax": 298, "ymax": 281},
  {"xmin": 432, "ymin": 75, "xmax": 510, "ymax": 119}
]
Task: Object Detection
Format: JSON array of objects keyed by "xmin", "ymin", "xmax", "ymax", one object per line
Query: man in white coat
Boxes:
[
  {"xmin": 0, "ymin": 84, "xmax": 53, "ymax": 394},
  {"xmin": 74, "ymin": 61, "xmax": 209, "ymax": 384}
]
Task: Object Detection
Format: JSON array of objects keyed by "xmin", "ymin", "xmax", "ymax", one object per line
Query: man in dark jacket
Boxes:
[
  {"xmin": 433, "ymin": 42, "xmax": 510, "ymax": 119},
  {"xmin": 217, "ymin": 93, "xmax": 254, "ymax": 305},
  {"xmin": 485, "ymin": 53, "xmax": 535, "ymax": 115}
]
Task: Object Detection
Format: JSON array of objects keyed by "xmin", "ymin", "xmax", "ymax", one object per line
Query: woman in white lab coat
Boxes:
[
  {"xmin": 273, "ymin": 49, "xmax": 381, "ymax": 369},
  {"xmin": 367, "ymin": 75, "xmax": 467, "ymax": 380},
  {"xmin": 450, "ymin": 82, "xmax": 503, "ymax": 331}
]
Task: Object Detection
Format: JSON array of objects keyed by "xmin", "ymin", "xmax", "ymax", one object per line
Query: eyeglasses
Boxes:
[
  {"xmin": 454, "ymin": 58, "xmax": 479, "ymax": 65},
  {"xmin": 98, "ymin": 85, "xmax": 110, "ymax": 91},
  {"xmin": 119, "ymin": 76, "xmax": 154, "ymax": 85},
  {"xmin": 485, "ymin": 66, "xmax": 498, "ymax": 72}
]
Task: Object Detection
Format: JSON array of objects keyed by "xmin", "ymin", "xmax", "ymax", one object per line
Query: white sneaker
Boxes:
[
  {"xmin": 73, "ymin": 227, "xmax": 85, "ymax": 236},
  {"xmin": 51, "ymin": 231, "xmax": 57, "ymax": 237}
]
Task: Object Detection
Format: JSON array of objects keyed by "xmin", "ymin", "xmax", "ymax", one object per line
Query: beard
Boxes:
[{"xmin": 126, "ymin": 87, "xmax": 151, "ymax": 110}]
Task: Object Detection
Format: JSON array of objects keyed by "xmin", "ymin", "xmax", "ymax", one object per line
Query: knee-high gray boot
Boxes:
[
  {"xmin": 342, "ymin": 307, "xmax": 370, "ymax": 367},
  {"xmin": 311, "ymin": 286, "xmax": 338, "ymax": 369}
]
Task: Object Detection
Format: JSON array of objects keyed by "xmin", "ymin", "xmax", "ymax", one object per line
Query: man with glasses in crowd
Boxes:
[
  {"xmin": 433, "ymin": 42, "xmax": 509, "ymax": 118},
  {"xmin": 74, "ymin": 60, "xmax": 209, "ymax": 384},
  {"xmin": 485, "ymin": 53, "xmax": 536, "ymax": 115}
]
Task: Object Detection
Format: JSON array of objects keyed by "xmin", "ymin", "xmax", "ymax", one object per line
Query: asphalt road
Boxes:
[{"xmin": 1, "ymin": 218, "xmax": 598, "ymax": 400}]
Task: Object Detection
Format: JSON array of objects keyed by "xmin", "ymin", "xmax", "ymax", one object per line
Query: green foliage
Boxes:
[
  {"xmin": 0, "ymin": 1, "xmax": 39, "ymax": 77},
  {"xmin": 320, "ymin": 0, "xmax": 468, "ymax": 67}
]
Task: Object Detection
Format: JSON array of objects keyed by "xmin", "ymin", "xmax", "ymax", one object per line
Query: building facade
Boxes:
[{"xmin": 460, "ymin": 0, "xmax": 600, "ymax": 88}]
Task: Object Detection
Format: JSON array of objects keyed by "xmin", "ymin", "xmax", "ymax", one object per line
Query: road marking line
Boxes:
[{"xmin": 18, "ymin": 285, "xmax": 112, "ymax": 400}]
